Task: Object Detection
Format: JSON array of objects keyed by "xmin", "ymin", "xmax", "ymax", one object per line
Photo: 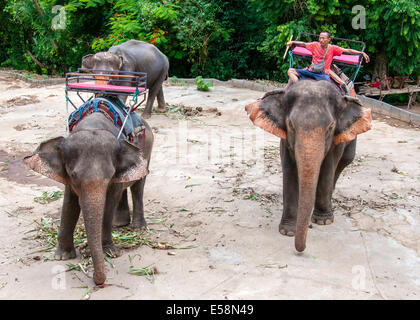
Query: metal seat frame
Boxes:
[{"xmin": 65, "ymin": 69, "xmax": 148, "ymax": 138}]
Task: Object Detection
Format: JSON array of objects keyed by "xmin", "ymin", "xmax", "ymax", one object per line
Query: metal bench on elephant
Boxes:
[{"xmin": 290, "ymin": 32, "xmax": 366, "ymax": 97}]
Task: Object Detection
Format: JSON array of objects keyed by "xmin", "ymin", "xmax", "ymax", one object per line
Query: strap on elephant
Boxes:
[{"xmin": 67, "ymin": 96, "xmax": 145, "ymax": 142}]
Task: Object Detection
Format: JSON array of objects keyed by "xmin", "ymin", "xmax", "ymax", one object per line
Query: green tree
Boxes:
[
  {"xmin": 2, "ymin": 0, "xmax": 111, "ymax": 74},
  {"xmin": 254, "ymin": 0, "xmax": 419, "ymax": 81},
  {"xmin": 86, "ymin": 0, "xmax": 231, "ymax": 78},
  {"xmin": 0, "ymin": 0, "xmax": 417, "ymax": 82},
  {"xmin": 365, "ymin": 0, "xmax": 419, "ymax": 78},
  {"xmin": 173, "ymin": 0, "xmax": 229, "ymax": 75},
  {"xmin": 199, "ymin": 0, "xmax": 269, "ymax": 80}
]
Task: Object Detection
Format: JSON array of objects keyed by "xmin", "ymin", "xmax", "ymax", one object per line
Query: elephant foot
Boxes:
[
  {"xmin": 103, "ymin": 244, "xmax": 121, "ymax": 258},
  {"xmin": 311, "ymin": 211, "xmax": 334, "ymax": 225},
  {"xmin": 112, "ymin": 211, "xmax": 131, "ymax": 227},
  {"xmin": 93, "ymin": 270, "xmax": 106, "ymax": 285},
  {"xmin": 131, "ymin": 217, "xmax": 147, "ymax": 230},
  {"xmin": 54, "ymin": 246, "xmax": 76, "ymax": 260},
  {"xmin": 155, "ymin": 106, "xmax": 167, "ymax": 113},
  {"xmin": 279, "ymin": 223, "xmax": 296, "ymax": 237},
  {"xmin": 141, "ymin": 111, "xmax": 151, "ymax": 119}
]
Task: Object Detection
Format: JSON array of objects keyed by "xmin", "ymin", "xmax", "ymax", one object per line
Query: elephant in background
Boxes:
[
  {"xmin": 82, "ymin": 40, "xmax": 169, "ymax": 119},
  {"xmin": 24, "ymin": 112, "xmax": 154, "ymax": 285},
  {"xmin": 245, "ymin": 80, "xmax": 372, "ymax": 252}
]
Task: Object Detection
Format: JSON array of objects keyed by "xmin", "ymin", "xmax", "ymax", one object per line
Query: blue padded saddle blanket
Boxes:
[{"xmin": 68, "ymin": 95, "xmax": 144, "ymax": 141}]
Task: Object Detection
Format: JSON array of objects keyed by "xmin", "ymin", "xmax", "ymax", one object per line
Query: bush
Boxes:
[{"xmin": 194, "ymin": 76, "xmax": 212, "ymax": 91}]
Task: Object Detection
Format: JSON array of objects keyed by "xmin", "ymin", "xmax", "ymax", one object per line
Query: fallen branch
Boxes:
[{"xmin": 25, "ymin": 49, "xmax": 59, "ymax": 75}]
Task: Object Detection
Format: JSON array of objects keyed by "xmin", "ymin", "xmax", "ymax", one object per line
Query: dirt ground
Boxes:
[{"xmin": 0, "ymin": 74, "xmax": 419, "ymax": 300}]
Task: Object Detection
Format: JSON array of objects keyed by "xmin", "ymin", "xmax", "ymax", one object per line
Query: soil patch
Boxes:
[
  {"xmin": 6, "ymin": 95, "xmax": 40, "ymax": 107},
  {"xmin": 0, "ymin": 150, "xmax": 61, "ymax": 187}
]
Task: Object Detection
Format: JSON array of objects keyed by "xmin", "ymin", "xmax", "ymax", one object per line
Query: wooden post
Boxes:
[{"xmin": 407, "ymin": 91, "xmax": 416, "ymax": 109}]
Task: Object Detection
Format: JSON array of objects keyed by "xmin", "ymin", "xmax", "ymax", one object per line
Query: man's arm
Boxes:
[
  {"xmin": 287, "ymin": 40, "xmax": 307, "ymax": 48},
  {"xmin": 341, "ymin": 48, "xmax": 370, "ymax": 63}
]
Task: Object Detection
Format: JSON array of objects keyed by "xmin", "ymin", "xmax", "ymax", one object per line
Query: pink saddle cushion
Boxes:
[
  {"xmin": 292, "ymin": 47, "xmax": 361, "ymax": 65},
  {"xmin": 67, "ymin": 82, "xmax": 146, "ymax": 93}
]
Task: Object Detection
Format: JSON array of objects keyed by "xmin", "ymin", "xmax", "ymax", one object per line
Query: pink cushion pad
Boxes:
[
  {"xmin": 292, "ymin": 47, "xmax": 361, "ymax": 65},
  {"xmin": 67, "ymin": 82, "xmax": 146, "ymax": 93},
  {"xmin": 293, "ymin": 46, "xmax": 312, "ymax": 57}
]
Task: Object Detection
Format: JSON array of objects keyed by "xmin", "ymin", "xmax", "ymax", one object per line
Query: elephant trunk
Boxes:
[
  {"xmin": 80, "ymin": 181, "xmax": 108, "ymax": 285},
  {"xmin": 294, "ymin": 129, "xmax": 325, "ymax": 252}
]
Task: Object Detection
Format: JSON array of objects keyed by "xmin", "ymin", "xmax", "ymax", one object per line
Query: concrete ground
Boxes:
[{"xmin": 0, "ymin": 75, "xmax": 419, "ymax": 299}]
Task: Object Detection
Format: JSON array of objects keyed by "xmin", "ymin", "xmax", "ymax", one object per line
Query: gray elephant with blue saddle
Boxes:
[
  {"xmin": 82, "ymin": 40, "xmax": 169, "ymax": 119},
  {"xmin": 25, "ymin": 97, "xmax": 154, "ymax": 285}
]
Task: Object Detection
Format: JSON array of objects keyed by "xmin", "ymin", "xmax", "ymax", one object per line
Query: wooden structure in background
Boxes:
[{"xmin": 358, "ymin": 85, "xmax": 420, "ymax": 109}]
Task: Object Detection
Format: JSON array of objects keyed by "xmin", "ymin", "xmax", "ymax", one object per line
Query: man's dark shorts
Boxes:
[{"xmin": 295, "ymin": 68, "xmax": 331, "ymax": 81}]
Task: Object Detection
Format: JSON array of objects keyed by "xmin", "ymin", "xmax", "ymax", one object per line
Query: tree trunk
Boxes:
[{"xmin": 373, "ymin": 49, "xmax": 388, "ymax": 80}]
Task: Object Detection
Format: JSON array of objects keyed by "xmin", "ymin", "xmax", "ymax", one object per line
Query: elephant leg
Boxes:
[
  {"xmin": 142, "ymin": 72, "xmax": 167, "ymax": 119},
  {"xmin": 312, "ymin": 150, "xmax": 337, "ymax": 225},
  {"xmin": 279, "ymin": 140, "xmax": 299, "ymax": 236},
  {"xmin": 55, "ymin": 185, "xmax": 80, "ymax": 260},
  {"xmin": 312, "ymin": 142, "xmax": 352, "ymax": 225},
  {"xmin": 112, "ymin": 189, "xmax": 130, "ymax": 227},
  {"xmin": 154, "ymin": 86, "xmax": 167, "ymax": 113},
  {"xmin": 141, "ymin": 88, "xmax": 156, "ymax": 119},
  {"xmin": 102, "ymin": 184, "xmax": 123, "ymax": 258},
  {"xmin": 334, "ymin": 139, "xmax": 356, "ymax": 188},
  {"xmin": 130, "ymin": 178, "xmax": 147, "ymax": 230}
]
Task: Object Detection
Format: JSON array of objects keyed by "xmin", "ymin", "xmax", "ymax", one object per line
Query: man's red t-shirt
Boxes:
[
  {"xmin": 305, "ymin": 42, "xmax": 344, "ymax": 74},
  {"xmin": 369, "ymin": 81, "xmax": 382, "ymax": 88}
]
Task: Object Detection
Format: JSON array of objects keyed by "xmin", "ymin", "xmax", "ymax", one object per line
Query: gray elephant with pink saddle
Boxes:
[
  {"xmin": 82, "ymin": 40, "xmax": 169, "ymax": 119},
  {"xmin": 246, "ymin": 80, "xmax": 372, "ymax": 252}
]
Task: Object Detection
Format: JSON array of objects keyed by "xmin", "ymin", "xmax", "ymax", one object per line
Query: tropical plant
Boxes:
[
  {"xmin": 194, "ymin": 76, "xmax": 212, "ymax": 91},
  {"xmin": 0, "ymin": 0, "xmax": 417, "ymax": 82}
]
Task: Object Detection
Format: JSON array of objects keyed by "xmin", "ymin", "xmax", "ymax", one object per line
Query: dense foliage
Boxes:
[{"xmin": 0, "ymin": 0, "xmax": 418, "ymax": 82}]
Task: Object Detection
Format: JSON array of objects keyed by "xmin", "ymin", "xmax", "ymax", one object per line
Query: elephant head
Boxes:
[
  {"xmin": 245, "ymin": 80, "xmax": 372, "ymax": 252},
  {"xmin": 24, "ymin": 131, "xmax": 149, "ymax": 284},
  {"xmin": 82, "ymin": 52, "xmax": 124, "ymax": 84}
]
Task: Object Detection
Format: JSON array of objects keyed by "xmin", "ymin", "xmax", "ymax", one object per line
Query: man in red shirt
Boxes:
[
  {"xmin": 286, "ymin": 31, "xmax": 369, "ymax": 88},
  {"xmin": 369, "ymin": 77, "xmax": 382, "ymax": 88}
]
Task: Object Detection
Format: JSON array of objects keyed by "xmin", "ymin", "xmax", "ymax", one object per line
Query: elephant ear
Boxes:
[
  {"xmin": 24, "ymin": 137, "xmax": 68, "ymax": 184},
  {"xmin": 118, "ymin": 55, "xmax": 124, "ymax": 70},
  {"xmin": 245, "ymin": 89, "xmax": 287, "ymax": 139},
  {"xmin": 81, "ymin": 54, "xmax": 94, "ymax": 69},
  {"xmin": 111, "ymin": 49, "xmax": 135, "ymax": 72},
  {"xmin": 334, "ymin": 96, "xmax": 372, "ymax": 145},
  {"xmin": 112, "ymin": 140, "xmax": 149, "ymax": 183}
]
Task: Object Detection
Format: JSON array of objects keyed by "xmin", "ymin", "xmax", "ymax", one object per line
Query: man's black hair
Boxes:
[{"xmin": 320, "ymin": 31, "xmax": 331, "ymax": 38}]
